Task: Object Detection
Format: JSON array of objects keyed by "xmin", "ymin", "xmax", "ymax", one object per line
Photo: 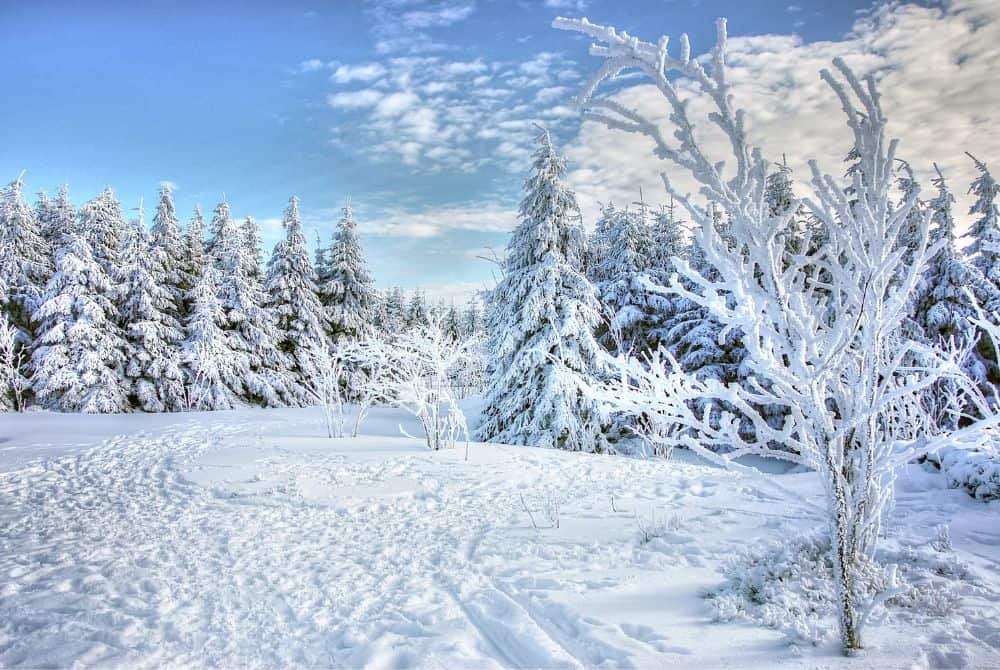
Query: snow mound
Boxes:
[{"xmin": 922, "ymin": 447, "xmax": 1000, "ymax": 502}]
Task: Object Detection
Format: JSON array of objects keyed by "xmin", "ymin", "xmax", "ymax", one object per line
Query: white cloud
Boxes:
[
  {"xmin": 298, "ymin": 58, "xmax": 325, "ymax": 73},
  {"xmin": 564, "ymin": 0, "xmax": 1000, "ymax": 232},
  {"xmin": 374, "ymin": 90, "xmax": 421, "ymax": 117},
  {"xmin": 327, "ymin": 89, "xmax": 384, "ymax": 108},
  {"xmin": 331, "ymin": 62, "xmax": 387, "ymax": 84},
  {"xmin": 363, "ymin": 203, "xmax": 518, "ymax": 237},
  {"xmin": 442, "ymin": 59, "xmax": 488, "ymax": 76}
]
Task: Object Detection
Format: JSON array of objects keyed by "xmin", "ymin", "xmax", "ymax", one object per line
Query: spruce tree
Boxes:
[
  {"xmin": 264, "ymin": 196, "xmax": 326, "ymax": 384},
  {"xmin": 78, "ymin": 187, "xmax": 126, "ymax": 278},
  {"xmin": 36, "ymin": 185, "xmax": 76, "ymax": 247},
  {"xmin": 381, "ymin": 286, "xmax": 407, "ymax": 336},
  {"xmin": 213, "ymin": 203, "xmax": 294, "ymax": 406},
  {"xmin": 592, "ymin": 206, "xmax": 667, "ymax": 355},
  {"xmin": 0, "ymin": 174, "xmax": 51, "ymax": 332},
  {"xmin": 478, "ymin": 128, "xmax": 607, "ymax": 452},
  {"xmin": 316, "ymin": 200, "xmax": 375, "ymax": 341},
  {"xmin": 150, "ymin": 184, "xmax": 188, "ymax": 317},
  {"xmin": 119, "ymin": 215, "xmax": 186, "ymax": 412},
  {"xmin": 31, "ymin": 232, "xmax": 128, "ymax": 413},
  {"xmin": 406, "ymin": 290, "xmax": 430, "ymax": 329},
  {"xmin": 180, "ymin": 206, "xmax": 207, "ymax": 316},
  {"xmin": 964, "ymin": 154, "xmax": 1000, "ymax": 289},
  {"xmin": 182, "ymin": 265, "xmax": 245, "ymax": 410}
]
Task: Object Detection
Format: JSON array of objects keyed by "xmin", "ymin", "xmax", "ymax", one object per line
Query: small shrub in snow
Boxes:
[
  {"xmin": 705, "ymin": 533, "xmax": 977, "ymax": 647},
  {"xmin": 921, "ymin": 446, "xmax": 1000, "ymax": 502},
  {"xmin": 635, "ymin": 508, "xmax": 680, "ymax": 544}
]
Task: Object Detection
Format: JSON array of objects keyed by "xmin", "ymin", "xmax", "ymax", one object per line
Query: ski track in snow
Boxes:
[{"xmin": 0, "ymin": 409, "xmax": 998, "ymax": 669}]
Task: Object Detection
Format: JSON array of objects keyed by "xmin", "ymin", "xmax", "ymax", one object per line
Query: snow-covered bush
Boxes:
[
  {"xmin": 387, "ymin": 317, "xmax": 473, "ymax": 452},
  {"xmin": 0, "ymin": 313, "xmax": 28, "ymax": 411},
  {"xmin": 301, "ymin": 339, "xmax": 348, "ymax": 439},
  {"xmin": 554, "ymin": 15, "xmax": 1000, "ymax": 652},
  {"xmin": 921, "ymin": 447, "xmax": 1000, "ymax": 501},
  {"xmin": 705, "ymin": 533, "xmax": 975, "ymax": 648}
]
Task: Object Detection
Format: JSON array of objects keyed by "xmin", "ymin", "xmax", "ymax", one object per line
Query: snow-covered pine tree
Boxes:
[
  {"xmin": 406, "ymin": 290, "xmax": 430, "ymax": 328},
  {"xmin": 591, "ymin": 205, "xmax": 668, "ymax": 355},
  {"xmin": 150, "ymin": 184, "xmax": 188, "ymax": 318},
  {"xmin": 442, "ymin": 302, "xmax": 462, "ymax": 340},
  {"xmin": 182, "ymin": 265, "xmax": 245, "ymax": 410},
  {"xmin": 316, "ymin": 200, "xmax": 375, "ymax": 341},
  {"xmin": 36, "ymin": 184, "xmax": 76, "ymax": 247},
  {"xmin": 119, "ymin": 208, "xmax": 186, "ymax": 412},
  {"xmin": 0, "ymin": 174, "xmax": 51, "ymax": 333},
  {"xmin": 180, "ymin": 206, "xmax": 207, "ymax": 316},
  {"xmin": 78, "ymin": 187, "xmax": 126, "ymax": 278},
  {"xmin": 30, "ymin": 231, "xmax": 128, "ymax": 413},
  {"xmin": 264, "ymin": 196, "xmax": 326, "ymax": 385},
  {"xmin": 241, "ymin": 216, "xmax": 265, "ymax": 285},
  {"xmin": 381, "ymin": 286, "xmax": 407, "ymax": 336},
  {"xmin": 964, "ymin": 154, "xmax": 1000, "ymax": 289},
  {"xmin": 213, "ymin": 204, "xmax": 294, "ymax": 407},
  {"xmin": 586, "ymin": 202, "xmax": 618, "ymax": 281},
  {"xmin": 649, "ymin": 200, "xmax": 686, "ymax": 276},
  {"xmin": 478, "ymin": 127, "xmax": 607, "ymax": 452},
  {"xmin": 462, "ymin": 298, "xmax": 485, "ymax": 339}
]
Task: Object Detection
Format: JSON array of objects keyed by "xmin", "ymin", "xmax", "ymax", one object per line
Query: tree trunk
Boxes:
[{"xmin": 831, "ymin": 490, "xmax": 862, "ymax": 653}]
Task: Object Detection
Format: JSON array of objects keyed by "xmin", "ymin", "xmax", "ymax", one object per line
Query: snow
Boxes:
[{"xmin": 2, "ymin": 402, "xmax": 998, "ymax": 668}]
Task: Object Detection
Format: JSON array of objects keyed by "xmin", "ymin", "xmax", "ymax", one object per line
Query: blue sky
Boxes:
[{"xmin": 5, "ymin": 0, "xmax": 991, "ymax": 302}]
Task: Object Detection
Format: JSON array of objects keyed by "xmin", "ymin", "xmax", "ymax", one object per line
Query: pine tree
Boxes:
[
  {"xmin": 964, "ymin": 154, "xmax": 1000, "ymax": 289},
  {"xmin": 381, "ymin": 286, "xmax": 407, "ymax": 336},
  {"xmin": 443, "ymin": 302, "xmax": 462, "ymax": 340},
  {"xmin": 0, "ymin": 174, "xmax": 51, "ymax": 333},
  {"xmin": 31, "ymin": 232, "xmax": 128, "ymax": 413},
  {"xmin": 478, "ymin": 128, "xmax": 607, "ymax": 452},
  {"xmin": 317, "ymin": 200, "xmax": 375, "ymax": 341},
  {"xmin": 264, "ymin": 196, "xmax": 326, "ymax": 384},
  {"xmin": 462, "ymin": 298, "xmax": 485, "ymax": 339},
  {"xmin": 586, "ymin": 202, "xmax": 618, "ymax": 281},
  {"xmin": 182, "ymin": 265, "xmax": 245, "ymax": 410},
  {"xmin": 36, "ymin": 184, "xmax": 76, "ymax": 247},
  {"xmin": 406, "ymin": 290, "xmax": 430, "ymax": 328},
  {"xmin": 242, "ymin": 215, "xmax": 265, "ymax": 285},
  {"xmin": 591, "ymin": 206, "xmax": 667, "ymax": 355},
  {"xmin": 119, "ymin": 211, "xmax": 186, "ymax": 412},
  {"xmin": 213, "ymin": 203, "xmax": 294, "ymax": 406},
  {"xmin": 649, "ymin": 200, "xmax": 686, "ymax": 276},
  {"xmin": 150, "ymin": 184, "xmax": 188, "ymax": 317},
  {"xmin": 180, "ymin": 206, "xmax": 207, "ymax": 315},
  {"xmin": 78, "ymin": 187, "xmax": 126, "ymax": 277}
]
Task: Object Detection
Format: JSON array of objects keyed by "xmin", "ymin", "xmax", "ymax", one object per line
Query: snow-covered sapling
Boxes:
[
  {"xmin": 0, "ymin": 313, "xmax": 28, "ymax": 411},
  {"xmin": 387, "ymin": 316, "xmax": 473, "ymax": 451},
  {"xmin": 301, "ymin": 339, "xmax": 349, "ymax": 439},
  {"xmin": 555, "ymin": 15, "xmax": 1000, "ymax": 653}
]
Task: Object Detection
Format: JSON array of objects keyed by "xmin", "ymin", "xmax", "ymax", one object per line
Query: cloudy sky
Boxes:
[{"xmin": 2, "ymin": 0, "xmax": 997, "ymax": 302}]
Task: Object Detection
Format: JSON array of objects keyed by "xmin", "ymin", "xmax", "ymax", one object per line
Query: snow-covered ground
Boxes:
[{"xmin": 1, "ymin": 403, "xmax": 998, "ymax": 669}]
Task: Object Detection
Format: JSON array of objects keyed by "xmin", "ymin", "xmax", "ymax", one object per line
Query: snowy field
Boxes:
[{"xmin": 1, "ymin": 403, "xmax": 999, "ymax": 669}]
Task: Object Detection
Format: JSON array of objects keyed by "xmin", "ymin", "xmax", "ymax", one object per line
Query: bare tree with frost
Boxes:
[
  {"xmin": 555, "ymin": 15, "xmax": 999, "ymax": 653},
  {"xmin": 0, "ymin": 313, "xmax": 28, "ymax": 411}
]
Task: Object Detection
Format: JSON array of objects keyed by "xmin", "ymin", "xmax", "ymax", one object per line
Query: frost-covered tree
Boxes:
[
  {"xmin": 964, "ymin": 154, "xmax": 1000, "ymax": 289},
  {"xmin": 213, "ymin": 203, "xmax": 294, "ymax": 406},
  {"xmin": 316, "ymin": 200, "xmax": 375, "ymax": 341},
  {"xmin": 381, "ymin": 286, "xmax": 407, "ymax": 336},
  {"xmin": 241, "ymin": 216, "xmax": 265, "ymax": 285},
  {"xmin": 586, "ymin": 202, "xmax": 618, "ymax": 280},
  {"xmin": 182, "ymin": 265, "xmax": 244, "ymax": 410},
  {"xmin": 462, "ymin": 298, "xmax": 486, "ymax": 339},
  {"xmin": 30, "ymin": 232, "xmax": 128, "ymax": 413},
  {"xmin": 443, "ymin": 302, "xmax": 462, "ymax": 340},
  {"xmin": 265, "ymin": 196, "xmax": 326, "ymax": 384},
  {"xmin": 406, "ymin": 290, "xmax": 430, "ymax": 328},
  {"xmin": 478, "ymin": 127, "xmax": 607, "ymax": 452},
  {"xmin": 0, "ymin": 174, "xmax": 50, "ymax": 333},
  {"xmin": 592, "ymin": 206, "xmax": 669, "ymax": 355},
  {"xmin": 77, "ymin": 187, "xmax": 126, "ymax": 277},
  {"xmin": 119, "ymin": 212, "xmax": 186, "ymax": 412},
  {"xmin": 150, "ymin": 184, "xmax": 188, "ymax": 317},
  {"xmin": 36, "ymin": 184, "xmax": 76, "ymax": 247},
  {"xmin": 649, "ymin": 200, "xmax": 686, "ymax": 275},
  {"xmin": 182, "ymin": 206, "xmax": 207, "ymax": 302},
  {"xmin": 555, "ymin": 16, "xmax": 999, "ymax": 652},
  {"xmin": 0, "ymin": 313, "xmax": 28, "ymax": 411}
]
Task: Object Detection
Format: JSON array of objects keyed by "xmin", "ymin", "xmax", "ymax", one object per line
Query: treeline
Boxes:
[
  {"xmin": 476, "ymin": 129, "xmax": 1000, "ymax": 452},
  {"xmin": 0, "ymin": 181, "xmax": 485, "ymax": 413}
]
